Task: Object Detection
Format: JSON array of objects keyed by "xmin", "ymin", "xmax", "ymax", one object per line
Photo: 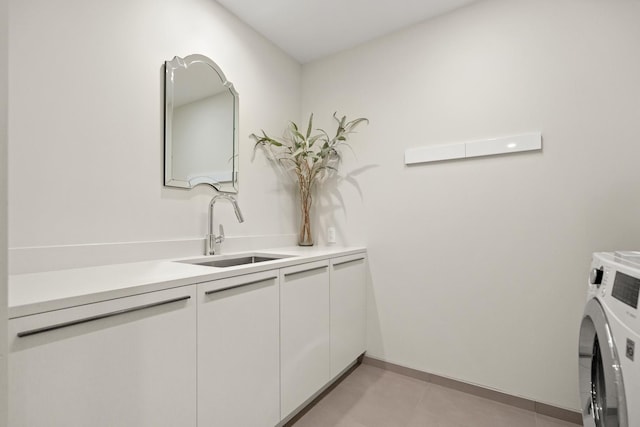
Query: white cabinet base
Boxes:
[
  {"xmin": 8, "ymin": 286, "xmax": 197, "ymax": 427},
  {"xmin": 330, "ymin": 254, "xmax": 367, "ymax": 378},
  {"xmin": 280, "ymin": 260, "xmax": 331, "ymax": 419},
  {"xmin": 198, "ymin": 270, "xmax": 280, "ymax": 427}
]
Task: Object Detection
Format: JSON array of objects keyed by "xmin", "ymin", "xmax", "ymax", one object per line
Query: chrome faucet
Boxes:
[{"xmin": 205, "ymin": 194, "xmax": 244, "ymax": 255}]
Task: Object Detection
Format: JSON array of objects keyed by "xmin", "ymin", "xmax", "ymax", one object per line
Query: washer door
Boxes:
[{"xmin": 579, "ymin": 299, "xmax": 628, "ymax": 427}]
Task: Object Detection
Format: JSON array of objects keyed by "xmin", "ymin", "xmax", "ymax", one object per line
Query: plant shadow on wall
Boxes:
[
  {"xmin": 315, "ymin": 164, "xmax": 380, "ymax": 244},
  {"xmin": 251, "ymin": 113, "xmax": 370, "ymax": 246}
]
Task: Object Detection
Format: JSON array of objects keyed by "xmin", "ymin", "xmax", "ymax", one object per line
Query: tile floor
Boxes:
[{"xmin": 291, "ymin": 364, "xmax": 580, "ymax": 427}]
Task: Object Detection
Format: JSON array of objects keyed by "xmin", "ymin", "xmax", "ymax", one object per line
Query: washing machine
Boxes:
[{"xmin": 579, "ymin": 251, "xmax": 640, "ymax": 427}]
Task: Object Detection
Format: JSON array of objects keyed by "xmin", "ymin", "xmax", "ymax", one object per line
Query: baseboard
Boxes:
[{"xmin": 362, "ymin": 356, "xmax": 582, "ymax": 425}]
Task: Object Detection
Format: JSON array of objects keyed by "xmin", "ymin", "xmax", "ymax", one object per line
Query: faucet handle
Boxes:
[{"xmin": 217, "ymin": 224, "xmax": 225, "ymax": 243}]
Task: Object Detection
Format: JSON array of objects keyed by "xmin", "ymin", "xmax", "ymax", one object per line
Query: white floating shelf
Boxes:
[{"xmin": 404, "ymin": 132, "xmax": 542, "ymax": 165}]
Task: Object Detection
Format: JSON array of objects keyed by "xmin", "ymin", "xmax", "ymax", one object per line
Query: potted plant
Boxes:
[{"xmin": 251, "ymin": 113, "xmax": 368, "ymax": 246}]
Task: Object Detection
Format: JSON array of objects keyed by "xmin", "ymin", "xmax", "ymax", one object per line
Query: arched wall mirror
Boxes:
[{"xmin": 164, "ymin": 54, "xmax": 239, "ymax": 192}]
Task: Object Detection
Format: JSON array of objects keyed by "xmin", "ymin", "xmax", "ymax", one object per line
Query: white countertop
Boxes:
[{"xmin": 9, "ymin": 246, "xmax": 366, "ymax": 319}]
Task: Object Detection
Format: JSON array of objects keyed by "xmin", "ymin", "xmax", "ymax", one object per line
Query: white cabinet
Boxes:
[
  {"xmin": 197, "ymin": 270, "xmax": 280, "ymax": 427},
  {"xmin": 7, "ymin": 249, "xmax": 368, "ymax": 427},
  {"xmin": 330, "ymin": 254, "xmax": 367, "ymax": 378},
  {"xmin": 8, "ymin": 285, "xmax": 197, "ymax": 427},
  {"xmin": 280, "ymin": 260, "xmax": 331, "ymax": 419}
]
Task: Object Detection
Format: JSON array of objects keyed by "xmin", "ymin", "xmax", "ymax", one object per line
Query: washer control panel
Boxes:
[
  {"xmin": 612, "ymin": 271, "xmax": 640, "ymax": 309},
  {"xmin": 592, "ymin": 252, "xmax": 640, "ymax": 335}
]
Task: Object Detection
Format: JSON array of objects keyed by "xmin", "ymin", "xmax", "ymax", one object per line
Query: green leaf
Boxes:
[
  {"xmin": 308, "ymin": 134, "xmax": 322, "ymax": 147},
  {"xmin": 291, "ymin": 129, "xmax": 305, "ymax": 142},
  {"xmin": 317, "ymin": 129, "xmax": 330, "ymax": 143},
  {"xmin": 346, "ymin": 118, "xmax": 369, "ymax": 129},
  {"xmin": 306, "ymin": 113, "xmax": 313, "ymax": 139}
]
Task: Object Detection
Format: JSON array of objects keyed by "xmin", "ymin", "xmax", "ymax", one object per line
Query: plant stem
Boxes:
[{"xmin": 298, "ymin": 167, "xmax": 313, "ymax": 246}]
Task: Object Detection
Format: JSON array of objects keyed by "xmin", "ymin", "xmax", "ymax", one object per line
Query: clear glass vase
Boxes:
[{"xmin": 298, "ymin": 179, "xmax": 314, "ymax": 246}]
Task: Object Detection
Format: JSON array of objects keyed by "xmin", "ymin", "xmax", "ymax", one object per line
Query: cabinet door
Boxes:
[
  {"xmin": 8, "ymin": 285, "xmax": 197, "ymax": 427},
  {"xmin": 330, "ymin": 253, "xmax": 367, "ymax": 378},
  {"xmin": 197, "ymin": 270, "xmax": 280, "ymax": 427},
  {"xmin": 280, "ymin": 260, "xmax": 330, "ymax": 418}
]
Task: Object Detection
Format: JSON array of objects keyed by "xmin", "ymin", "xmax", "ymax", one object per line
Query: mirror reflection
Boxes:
[{"xmin": 164, "ymin": 54, "xmax": 238, "ymax": 192}]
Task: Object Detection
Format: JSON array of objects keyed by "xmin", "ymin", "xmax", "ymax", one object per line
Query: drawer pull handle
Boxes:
[
  {"xmin": 17, "ymin": 295, "xmax": 191, "ymax": 338},
  {"xmin": 333, "ymin": 257, "xmax": 365, "ymax": 267},
  {"xmin": 284, "ymin": 265, "xmax": 327, "ymax": 278},
  {"xmin": 205, "ymin": 275, "xmax": 278, "ymax": 295}
]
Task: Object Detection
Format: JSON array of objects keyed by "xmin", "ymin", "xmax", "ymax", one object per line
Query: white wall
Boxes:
[
  {"xmin": 9, "ymin": 0, "xmax": 301, "ymax": 272},
  {"xmin": 302, "ymin": 0, "xmax": 640, "ymax": 410},
  {"xmin": 0, "ymin": 0, "xmax": 7, "ymax": 419}
]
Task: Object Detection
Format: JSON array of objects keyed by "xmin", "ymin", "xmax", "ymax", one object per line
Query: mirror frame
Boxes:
[{"xmin": 164, "ymin": 54, "xmax": 239, "ymax": 192}]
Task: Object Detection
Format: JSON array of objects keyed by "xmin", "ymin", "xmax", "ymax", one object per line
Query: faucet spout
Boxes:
[
  {"xmin": 230, "ymin": 199, "xmax": 244, "ymax": 223},
  {"xmin": 206, "ymin": 194, "xmax": 244, "ymax": 255}
]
